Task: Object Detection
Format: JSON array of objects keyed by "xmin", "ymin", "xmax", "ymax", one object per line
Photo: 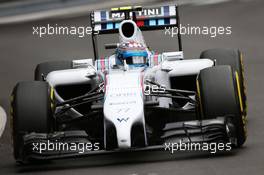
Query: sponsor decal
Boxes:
[{"xmin": 111, "ymin": 8, "xmax": 162, "ymax": 19}]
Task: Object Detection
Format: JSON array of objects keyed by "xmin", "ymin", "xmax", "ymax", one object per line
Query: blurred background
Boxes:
[{"xmin": 0, "ymin": 0, "xmax": 263, "ymax": 174}]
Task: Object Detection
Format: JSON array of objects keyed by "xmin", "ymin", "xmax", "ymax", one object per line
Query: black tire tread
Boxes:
[
  {"xmin": 11, "ymin": 81, "xmax": 53, "ymax": 160},
  {"xmin": 197, "ymin": 66, "xmax": 246, "ymax": 146},
  {"xmin": 34, "ymin": 60, "xmax": 72, "ymax": 80}
]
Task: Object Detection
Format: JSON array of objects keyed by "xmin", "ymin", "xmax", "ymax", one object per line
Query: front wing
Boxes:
[{"xmin": 19, "ymin": 116, "xmax": 237, "ymax": 162}]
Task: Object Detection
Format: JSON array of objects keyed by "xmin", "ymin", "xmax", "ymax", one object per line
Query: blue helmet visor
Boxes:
[{"xmin": 122, "ymin": 50, "xmax": 148, "ymax": 58}]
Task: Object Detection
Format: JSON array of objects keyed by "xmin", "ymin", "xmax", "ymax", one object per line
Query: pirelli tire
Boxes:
[
  {"xmin": 11, "ymin": 81, "xmax": 55, "ymax": 162},
  {"xmin": 200, "ymin": 48, "xmax": 247, "ymax": 117},
  {"xmin": 196, "ymin": 66, "xmax": 247, "ymax": 147},
  {"xmin": 34, "ymin": 60, "xmax": 72, "ymax": 81}
]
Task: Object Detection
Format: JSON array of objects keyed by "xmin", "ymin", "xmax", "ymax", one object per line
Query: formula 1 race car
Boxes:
[{"xmin": 11, "ymin": 5, "xmax": 247, "ymax": 163}]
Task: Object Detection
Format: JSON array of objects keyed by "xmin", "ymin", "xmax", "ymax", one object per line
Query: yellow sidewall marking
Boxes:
[
  {"xmin": 50, "ymin": 87, "xmax": 54, "ymax": 101},
  {"xmin": 51, "ymin": 103, "xmax": 54, "ymax": 110},
  {"xmin": 196, "ymin": 79, "xmax": 203, "ymax": 116},
  {"xmin": 50, "ymin": 87, "xmax": 55, "ymax": 111},
  {"xmin": 240, "ymin": 52, "xmax": 248, "ymax": 114},
  {"xmin": 236, "ymin": 71, "xmax": 247, "ymax": 137},
  {"xmin": 235, "ymin": 71, "xmax": 243, "ymax": 113}
]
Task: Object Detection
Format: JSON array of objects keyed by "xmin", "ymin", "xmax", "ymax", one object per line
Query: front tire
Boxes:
[
  {"xmin": 200, "ymin": 48, "xmax": 247, "ymax": 116},
  {"xmin": 34, "ymin": 60, "xmax": 72, "ymax": 81},
  {"xmin": 196, "ymin": 66, "xmax": 247, "ymax": 147},
  {"xmin": 11, "ymin": 81, "xmax": 54, "ymax": 161}
]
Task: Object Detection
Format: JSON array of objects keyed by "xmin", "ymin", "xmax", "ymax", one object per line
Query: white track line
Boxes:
[{"xmin": 0, "ymin": 106, "xmax": 7, "ymax": 138}]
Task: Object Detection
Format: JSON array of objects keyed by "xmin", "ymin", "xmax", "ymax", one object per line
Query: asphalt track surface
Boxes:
[{"xmin": 0, "ymin": 0, "xmax": 264, "ymax": 174}]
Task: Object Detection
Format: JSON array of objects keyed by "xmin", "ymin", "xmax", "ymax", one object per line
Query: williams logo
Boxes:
[{"xmin": 117, "ymin": 117, "xmax": 129, "ymax": 123}]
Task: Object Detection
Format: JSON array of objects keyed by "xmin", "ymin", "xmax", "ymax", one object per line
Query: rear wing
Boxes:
[
  {"xmin": 91, "ymin": 5, "xmax": 179, "ymax": 34},
  {"xmin": 89, "ymin": 5, "xmax": 182, "ymax": 59}
]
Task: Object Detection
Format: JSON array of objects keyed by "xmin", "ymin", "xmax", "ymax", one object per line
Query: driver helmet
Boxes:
[{"xmin": 116, "ymin": 41, "xmax": 148, "ymax": 67}]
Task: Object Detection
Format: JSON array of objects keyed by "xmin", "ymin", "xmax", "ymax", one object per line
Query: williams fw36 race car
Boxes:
[{"xmin": 11, "ymin": 5, "xmax": 247, "ymax": 163}]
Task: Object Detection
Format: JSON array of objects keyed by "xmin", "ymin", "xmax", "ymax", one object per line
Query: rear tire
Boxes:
[
  {"xmin": 11, "ymin": 81, "xmax": 54, "ymax": 161},
  {"xmin": 34, "ymin": 60, "xmax": 72, "ymax": 80},
  {"xmin": 196, "ymin": 66, "xmax": 246, "ymax": 147}
]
